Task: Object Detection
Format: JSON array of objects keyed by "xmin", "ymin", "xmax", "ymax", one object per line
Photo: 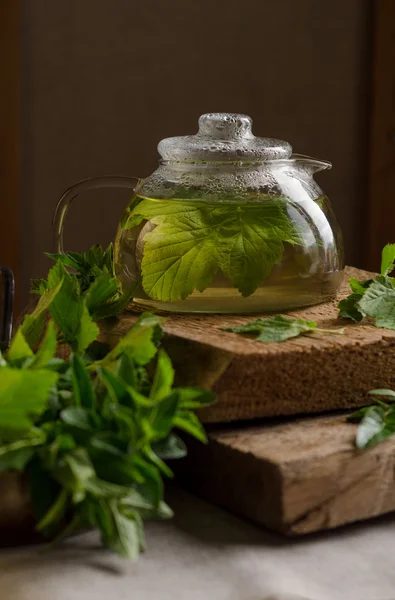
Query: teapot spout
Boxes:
[{"xmin": 291, "ymin": 154, "xmax": 332, "ymax": 173}]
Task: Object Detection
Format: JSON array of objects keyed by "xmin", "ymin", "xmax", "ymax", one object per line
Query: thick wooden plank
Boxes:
[
  {"xmin": 98, "ymin": 267, "xmax": 395, "ymax": 423},
  {"xmin": 176, "ymin": 413, "xmax": 395, "ymax": 535},
  {"xmin": 2, "ymin": 414, "xmax": 394, "ymax": 538}
]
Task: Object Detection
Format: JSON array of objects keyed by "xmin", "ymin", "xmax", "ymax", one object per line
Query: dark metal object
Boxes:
[{"xmin": 0, "ymin": 266, "xmax": 14, "ymax": 350}]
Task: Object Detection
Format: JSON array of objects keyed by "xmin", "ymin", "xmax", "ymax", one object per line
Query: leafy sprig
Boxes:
[
  {"xmin": 338, "ymin": 244, "xmax": 395, "ymax": 329},
  {"xmin": 0, "ymin": 245, "xmax": 214, "ymax": 559},
  {"xmin": 348, "ymin": 389, "xmax": 395, "ymax": 449},
  {"xmin": 32, "ymin": 244, "xmax": 135, "ymax": 321},
  {"xmin": 221, "ymin": 314, "xmax": 344, "ymax": 343}
]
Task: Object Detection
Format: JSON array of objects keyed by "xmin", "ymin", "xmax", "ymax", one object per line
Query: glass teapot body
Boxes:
[
  {"xmin": 114, "ymin": 157, "xmax": 343, "ymax": 313},
  {"xmin": 54, "ymin": 113, "xmax": 344, "ymax": 314}
]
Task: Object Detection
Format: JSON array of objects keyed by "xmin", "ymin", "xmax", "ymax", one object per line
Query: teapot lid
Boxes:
[{"xmin": 158, "ymin": 113, "xmax": 292, "ymax": 163}]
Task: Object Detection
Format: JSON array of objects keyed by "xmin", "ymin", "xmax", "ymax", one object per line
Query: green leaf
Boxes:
[
  {"xmin": 45, "ymin": 252, "xmax": 82, "ymax": 270},
  {"xmin": 140, "ymin": 204, "xmax": 219, "ymax": 301},
  {"xmin": 120, "ymin": 196, "xmax": 144, "ymax": 229},
  {"xmin": 356, "ymin": 406, "xmax": 395, "ymax": 449},
  {"xmin": 151, "ymin": 393, "xmax": 179, "ymax": 441},
  {"xmin": 75, "ymin": 305, "xmax": 99, "ymax": 353},
  {"xmin": 36, "ymin": 488, "xmax": 69, "ymax": 532},
  {"xmin": 221, "ymin": 318, "xmax": 268, "ymax": 334},
  {"xmin": 46, "ymin": 263, "xmax": 98, "ymax": 351},
  {"xmin": 84, "ymin": 270, "xmax": 118, "ymax": 316},
  {"xmin": 222, "ymin": 314, "xmax": 343, "ymax": 343},
  {"xmin": 215, "ymin": 204, "xmax": 299, "ymax": 298},
  {"xmin": 143, "ymin": 444, "xmax": 173, "ymax": 478},
  {"xmin": 70, "ymin": 354, "xmax": 96, "ymax": 409},
  {"xmin": 152, "ymin": 433, "xmax": 187, "ymax": 460},
  {"xmin": 61, "ymin": 407, "xmax": 93, "ymax": 431},
  {"xmin": 97, "ymin": 312, "xmax": 164, "ymax": 367},
  {"xmin": 27, "ymin": 460, "xmax": 61, "ymax": 529},
  {"xmin": 92, "ymin": 282, "xmax": 137, "ymax": 320},
  {"xmin": 338, "ymin": 293, "xmax": 365, "ymax": 322},
  {"xmin": 116, "ymin": 353, "xmax": 139, "ymax": 387},
  {"xmin": 109, "ymin": 404, "xmax": 138, "ymax": 445},
  {"xmin": 256, "ymin": 315, "xmax": 317, "ymax": 342},
  {"xmin": 347, "ymin": 406, "xmax": 372, "ymax": 422},
  {"xmin": 368, "ymin": 388, "xmax": 395, "ymax": 399},
  {"xmin": 106, "ymin": 501, "xmax": 141, "ymax": 559},
  {"xmin": 99, "ymin": 368, "xmax": 133, "ymax": 408},
  {"xmin": 81, "ymin": 497, "xmax": 114, "ymax": 543},
  {"xmin": 53, "ymin": 448, "xmax": 96, "ymax": 503},
  {"xmin": 121, "ymin": 491, "xmax": 172, "ymax": 520},
  {"xmin": 0, "ymin": 368, "xmax": 58, "ymax": 435},
  {"xmin": 47, "ymin": 245, "xmax": 115, "ymax": 294},
  {"xmin": 88, "ymin": 439, "xmax": 139, "ymax": 487},
  {"xmin": 222, "ymin": 315, "xmax": 316, "ymax": 341},
  {"xmin": 64, "ymin": 448, "xmax": 96, "ymax": 485},
  {"xmin": 348, "ymin": 277, "xmax": 372, "ymax": 295},
  {"xmin": 6, "ymin": 329, "xmax": 34, "ymax": 362},
  {"xmin": 29, "ymin": 321, "xmax": 57, "ymax": 369},
  {"xmin": 48, "ymin": 264, "xmax": 83, "ymax": 340},
  {"xmin": 103, "ymin": 244, "xmax": 114, "ymax": 273},
  {"xmin": 0, "ymin": 435, "xmax": 45, "ymax": 471},
  {"xmin": 84, "ymin": 480, "xmax": 158, "ymax": 516},
  {"xmin": 122, "ymin": 498, "xmax": 173, "ymax": 522},
  {"xmin": 87, "ymin": 245, "xmax": 105, "ymax": 267},
  {"xmin": 132, "ymin": 456, "xmax": 163, "ymax": 507},
  {"xmin": 20, "ymin": 280, "xmax": 63, "ymax": 348},
  {"xmin": 174, "ymin": 410, "xmax": 207, "ymax": 443},
  {"xmin": 150, "ymin": 349, "xmax": 174, "ymax": 402},
  {"xmin": 47, "ymin": 260, "xmax": 67, "ymax": 288},
  {"xmin": 381, "ymin": 243, "xmax": 395, "ymax": 276},
  {"xmin": 131, "ymin": 199, "xmax": 299, "ymax": 301},
  {"xmin": 170, "ymin": 387, "xmax": 215, "ymax": 410},
  {"xmin": 20, "ymin": 312, "xmax": 46, "ymax": 349},
  {"xmin": 357, "ymin": 276, "xmax": 395, "ymax": 329},
  {"xmin": 30, "ymin": 278, "xmax": 48, "ymax": 294}
]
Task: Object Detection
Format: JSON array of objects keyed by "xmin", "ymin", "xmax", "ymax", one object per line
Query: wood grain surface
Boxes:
[
  {"xmin": 96, "ymin": 267, "xmax": 395, "ymax": 423},
  {"xmin": 176, "ymin": 412, "xmax": 395, "ymax": 535}
]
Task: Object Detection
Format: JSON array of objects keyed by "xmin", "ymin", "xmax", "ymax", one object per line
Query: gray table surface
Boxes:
[{"xmin": 0, "ymin": 486, "xmax": 394, "ymax": 600}]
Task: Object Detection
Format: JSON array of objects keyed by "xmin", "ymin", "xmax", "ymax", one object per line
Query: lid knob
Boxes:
[
  {"xmin": 198, "ymin": 113, "xmax": 254, "ymax": 141},
  {"xmin": 157, "ymin": 112, "xmax": 292, "ymax": 162}
]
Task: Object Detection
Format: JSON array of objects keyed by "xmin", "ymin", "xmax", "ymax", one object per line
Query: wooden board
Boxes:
[
  {"xmin": 98, "ymin": 266, "xmax": 395, "ymax": 423},
  {"xmin": 175, "ymin": 413, "xmax": 395, "ymax": 535}
]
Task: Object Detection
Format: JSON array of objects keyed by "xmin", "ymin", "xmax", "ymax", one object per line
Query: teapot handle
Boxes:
[
  {"xmin": 0, "ymin": 266, "xmax": 14, "ymax": 350},
  {"xmin": 52, "ymin": 176, "xmax": 140, "ymax": 254}
]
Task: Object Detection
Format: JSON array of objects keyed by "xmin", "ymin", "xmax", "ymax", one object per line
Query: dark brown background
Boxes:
[{"xmin": 5, "ymin": 0, "xmax": 376, "ymax": 302}]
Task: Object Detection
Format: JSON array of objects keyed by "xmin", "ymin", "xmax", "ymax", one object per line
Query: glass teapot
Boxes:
[{"xmin": 53, "ymin": 113, "xmax": 344, "ymax": 313}]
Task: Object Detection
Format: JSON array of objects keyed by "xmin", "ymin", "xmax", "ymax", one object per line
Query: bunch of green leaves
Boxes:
[
  {"xmin": 0, "ymin": 243, "xmax": 214, "ymax": 558},
  {"xmin": 122, "ymin": 198, "xmax": 301, "ymax": 302},
  {"xmin": 0, "ymin": 313, "xmax": 214, "ymax": 558},
  {"xmin": 338, "ymin": 243, "xmax": 395, "ymax": 329},
  {"xmin": 31, "ymin": 244, "xmax": 134, "ymax": 322},
  {"xmin": 221, "ymin": 314, "xmax": 344, "ymax": 343},
  {"xmin": 348, "ymin": 389, "xmax": 395, "ymax": 449}
]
